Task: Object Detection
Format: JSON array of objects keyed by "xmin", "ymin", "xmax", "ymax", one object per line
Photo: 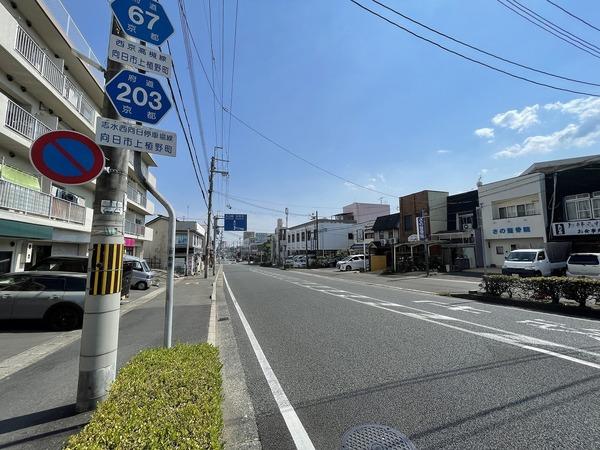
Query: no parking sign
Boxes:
[{"xmin": 30, "ymin": 131, "xmax": 105, "ymax": 185}]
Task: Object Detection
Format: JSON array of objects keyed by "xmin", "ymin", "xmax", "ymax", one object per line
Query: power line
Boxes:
[
  {"xmin": 496, "ymin": 0, "xmax": 600, "ymax": 59},
  {"xmin": 165, "ymin": 41, "xmax": 207, "ymax": 193},
  {"xmin": 178, "ymin": 8, "xmax": 400, "ymax": 198},
  {"xmin": 505, "ymin": 0, "xmax": 600, "ymax": 53},
  {"xmin": 546, "ymin": 0, "xmax": 600, "ymax": 33},
  {"xmin": 350, "ymin": 0, "xmax": 600, "ymax": 97},
  {"xmin": 371, "ymin": 0, "xmax": 600, "ymax": 88},
  {"xmin": 178, "ymin": 0, "xmax": 212, "ymax": 170}
]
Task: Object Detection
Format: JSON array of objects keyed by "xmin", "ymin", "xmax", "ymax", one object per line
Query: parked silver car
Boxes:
[{"xmin": 0, "ymin": 272, "xmax": 86, "ymax": 330}]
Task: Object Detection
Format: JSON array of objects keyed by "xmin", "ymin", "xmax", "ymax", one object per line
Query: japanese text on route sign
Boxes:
[
  {"xmin": 224, "ymin": 214, "xmax": 248, "ymax": 231},
  {"xmin": 96, "ymin": 117, "xmax": 177, "ymax": 157},
  {"xmin": 111, "ymin": 0, "xmax": 174, "ymax": 46},
  {"xmin": 108, "ymin": 34, "xmax": 171, "ymax": 78},
  {"xmin": 105, "ymin": 69, "xmax": 171, "ymax": 125}
]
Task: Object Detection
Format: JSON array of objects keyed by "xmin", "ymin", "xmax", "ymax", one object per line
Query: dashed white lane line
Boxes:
[
  {"xmin": 251, "ymin": 269, "xmax": 600, "ymax": 371},
  {"xmin": 292, "ymin": 270, "xmax": 600, "ymax": 325},
  {"xmin": 223, "ymin": 273, "xmax": 315, "ymax": 450}
]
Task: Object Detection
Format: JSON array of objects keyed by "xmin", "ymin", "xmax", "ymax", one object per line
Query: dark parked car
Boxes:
[{"xmin": 0, "ymin": 272, "xmax": 86, "ymax": 330}]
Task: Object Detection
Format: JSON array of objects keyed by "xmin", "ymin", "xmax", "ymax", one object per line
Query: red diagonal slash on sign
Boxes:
[{"xmin": 52, "ymin": 140, "xmax": 88, "ymax": 175}]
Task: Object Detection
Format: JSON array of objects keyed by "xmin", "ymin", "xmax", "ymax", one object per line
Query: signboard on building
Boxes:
[
  {"xmin": 106, "ymin": 70, "xmax": 172, "ymax": 125},
  {"xmin": 111, "ymin": 0, "xmax": 174, "ymax": 46},
  {"xmin": 224, "ymin": 214, "xmax": 248, "ymax": 231},
  {"xmin": 95, "ymin": 117, "xmax": 176, "ymax": 157},
  {"xmin": 553, "ymin": 221, "xmax": 600, "ymax": 236},
  {"xmin": 416, "ymin": 217, "xmax": 426, "ymax": 241},
  {"xmin": 108, "ymin": 34, "xmax": 171, "ymax": 78},
  {"xmin": 490, "ymin": 225, "xmax": 532, "ymax": 237}
]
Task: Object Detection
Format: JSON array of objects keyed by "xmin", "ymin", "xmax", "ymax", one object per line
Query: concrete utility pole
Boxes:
[
  {"xmin": 76, "ymin": 16, "xmax": 126, "ymax": 412},
  {"xmin": 212, "ymin": 215, "xmax": 220, "ymax": 276},
  {"xmin": 315, "ymin": 211, "xmax": 319, "ymax": 256},
  {"xmin": 204, "ymin": 150, "xmax": 227, "ymax": 278}
]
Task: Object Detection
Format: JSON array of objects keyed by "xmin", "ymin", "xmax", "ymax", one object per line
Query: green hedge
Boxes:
[
  {"xmin": 481, "ymin": 275, "xmax": 600, "ymax": 306},
  {"xmin": 65, "ymin": 343, "xmax": 223, "ymax": 450}
]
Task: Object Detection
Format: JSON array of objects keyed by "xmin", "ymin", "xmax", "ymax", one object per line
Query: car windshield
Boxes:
[
  {"xmin": 507, "ymin": 251, "xmax": 537, "ymax": 262},
  {"xmin": 569, "ymin": 254, "xmax": 599, "ymax": 265},
  {"xmin": 141, "ymin": 261, "xmax": 151, "ymax": 272}
]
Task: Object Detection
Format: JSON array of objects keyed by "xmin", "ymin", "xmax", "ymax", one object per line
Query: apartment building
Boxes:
[
  {"xmin": 0, "ymin": 0, "xmax": 157, "ymax": 272},
  {"xmin": 286, "ymin": 218, "xmax": 355, "ymax": 257}
]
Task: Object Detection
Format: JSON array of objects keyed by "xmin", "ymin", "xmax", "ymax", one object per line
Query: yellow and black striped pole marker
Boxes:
[{"xmin": 89, "ymin": 243, "xmax": 124, "ymax": 296}]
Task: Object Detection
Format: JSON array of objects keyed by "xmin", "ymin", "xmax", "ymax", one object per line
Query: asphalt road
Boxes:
[{"xmin": 223, "ymin": 264, "xmax": 600, "ymax": 449}]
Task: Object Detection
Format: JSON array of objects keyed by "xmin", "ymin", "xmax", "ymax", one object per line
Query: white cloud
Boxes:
[
  {"xmin": 494, "ymin": 123, "xmax": 600, "ymax": 158},
  {"xmin": 366, "ymin": 183, "xmax": 376, "ymax": 190},
  {"xmin": 376, "ymin": 173, "xmax": 386, "ymax": 182},
  {"xmin": 436, "ymin": 149, "xmax": 451, "ymax": 154},
  {"xmin": 544, "ymin": 97, "xmax": 600, "ymax": 121},
  {"xmin": 343, "ymin": 181, "xmax": 358, "ymax": 191},
  {"xmin": 481, "ymin": 168, "xmax": 489, "ymax": 174},
  {"xmin": 492, "ymin": 104, "xmax": 539, "ymax": 132},
  {"xmin": 474, "ymin": 128, "xmax": 494, "ymax": 139}
]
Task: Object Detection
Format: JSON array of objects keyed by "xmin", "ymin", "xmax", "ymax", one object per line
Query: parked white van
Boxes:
[{"xmin": 566, "ymin": 253, "xmax": 600, "ymax": 279}]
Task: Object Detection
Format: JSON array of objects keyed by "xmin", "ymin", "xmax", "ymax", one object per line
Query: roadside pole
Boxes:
[
  {"xmin": 204, "ymin": 156, "xmax": 214, "ymax": 279},
  {"xmin": 77, "ymin": 1, "xmax": 176, "ymax": 410},
  {"xmin": 315, "ymin": 211, "xmax": 319, "ymax": 256},
  {"xmin": 185, "ymin": 228, "xmax": 190, "ymax": 276},
  {"xmin": 76, "ymin": 16, "xmax": 126, "ymax": 412},
  {"xmin": 212, "ymin": 215, "xmax": 220, "ymax": 276}
]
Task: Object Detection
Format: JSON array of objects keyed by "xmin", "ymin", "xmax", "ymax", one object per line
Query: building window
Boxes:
[
  {"xmin": 288, "ymin": 235, "xmax": 291, "ymax": 243},
  {"xmin": 497, "ymin": 202, "xmax": 538, "ymax": 219},
  {"xmin": 292, "ymin": 234, "xmax": 295, "ymax": 243},
  {"xmin": 348, "ymin": 233, "xmax": 354, "ymax": 240},
  {"xmin": 510, "ymin": 244, "xmax": 517, "ymax": 251},
  {"xmin": 307, "ymin": 230, "xmax": 311, "ymax": 241},
  {"xmin": 301, "ymin": 232, "xmax": 305, "ymax": 242},
  {"xmin": 496, "ymin": 246, "xmax": 504, "ymax": 255},
  {"xmin": 593, "ymin": 192, "xmax": 600, "ymax": 218},
  {"xmin": 404, "ymin": 215, "xmax": 413, "ymax": 231},
  {"xmin": 378, "ymin": 231, "xmax": 384, "ymax": 239},
  {"xmin": 387, "ymin": 230, "xmax": 394, "ymax": 238},
  {"xmin": 365, "ymin": 232, "xmax": 374, "ymax": 239},
  {"xmin": 565, "ymin": 194, "xmax": 592, "ymax": 220},
  {"xmin": 296, "ymin": 233, "xmax": 300, "ymax": 242},
  {"xmin": 458, "ymin": 213, "xmax": 473, "ymax": 230}
]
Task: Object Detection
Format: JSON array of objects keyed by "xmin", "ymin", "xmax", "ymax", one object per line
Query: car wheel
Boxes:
[
  {"xmin": 135, "ymin": 281, "xmax": 149, "ymax": 290},
  {"xmin": 346, "ymin": 265, "xmax": 352, "ymax": 272},
  {"xmin": 46, "ymin": 305, "xmax": 82, "ymax": 331}
]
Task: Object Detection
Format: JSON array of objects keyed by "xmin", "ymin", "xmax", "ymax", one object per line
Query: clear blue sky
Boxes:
[{"xmin": 63, "ymin": 0, "xmax": 600, "ymax": 240}]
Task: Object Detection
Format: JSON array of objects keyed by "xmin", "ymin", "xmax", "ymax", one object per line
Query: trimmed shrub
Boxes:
[
  {"xmin": 481, "ymin": 275, "xmax": 600, "ymax": 307},
  {"xmin": 65, "ymin": 343, "xmax": 223, "ymax": 450},
  {"xmin": 562, "ymin": 278, "xmax": 600, "ymax": 306}
]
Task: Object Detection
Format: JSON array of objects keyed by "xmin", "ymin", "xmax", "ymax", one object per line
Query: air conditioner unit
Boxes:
[{"xmin": 463, "ymin": 224, "xmax": 473, "ymax": 230}]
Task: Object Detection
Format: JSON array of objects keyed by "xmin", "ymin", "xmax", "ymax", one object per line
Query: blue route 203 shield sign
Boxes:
[
  {"xmin": 106, "ymin": 70, "xmax": 171, "ymax": 125},
  {"xmin": 111, "ymin": 0, "xmax": 174, "ymax": 46},
  {"xmin": 224, "ymin": 214, "xmax": 248, "ymax": 231}
]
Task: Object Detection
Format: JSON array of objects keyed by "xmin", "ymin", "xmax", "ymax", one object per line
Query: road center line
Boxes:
[
  {"xmin": 251, "ymin": 269, "xmax": 600, "ymax": 370},
  {"xmin": 223, "ymin": 273, "xmax": 315, "ymax": 450}
]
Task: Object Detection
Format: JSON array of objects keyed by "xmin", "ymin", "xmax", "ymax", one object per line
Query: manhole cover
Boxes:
[{"xmin": 341, "ymin": 424, "xmax": 416, "ymax": 450}]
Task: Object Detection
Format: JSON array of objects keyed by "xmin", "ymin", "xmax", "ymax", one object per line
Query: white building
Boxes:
[
  {"xmin": 478, "ymin": 173, "xmax": 548, "ymax": 268},
  {"xmin": 286, "ymin": 218, "xmax": 356, "ymax": 256},
  {"xmin": 0, "ymin": 0, "xmax": 157, "ymax": 272},
  {"xmin": 342, "ymin": 202, "xmax": 390, "ymax": 224}
]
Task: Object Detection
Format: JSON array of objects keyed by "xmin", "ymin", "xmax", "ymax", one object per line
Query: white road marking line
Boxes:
[
  {"xmin": 291, "ymin": 269, "xmax": 600, "ymax": 325},
  {"xmin": 223, "ymin": 274, "xmax": 315, "ymax": 450},
  {"xmin": 251, "ymin": 269, "xmax": 600, "ymax": 370}
]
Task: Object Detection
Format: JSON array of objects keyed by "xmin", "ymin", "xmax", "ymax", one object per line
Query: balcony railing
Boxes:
[
  {"xmin": 127, "ymin": 183, "xmax": 147, "ymax": 208},
  {"xmin": 125, "ymin": 220, "xmax": 145, "ymax": 237},
  {"xmin": 0, "ymin": 179, "xmax": 86, "ymax": 225},
  {"xmin": 5, "ymin": 99, "xmax": 53, "ymax": 141},
  {"xmin": 15, "ymin": 26, "xmax": 95, "ymax": 124}
]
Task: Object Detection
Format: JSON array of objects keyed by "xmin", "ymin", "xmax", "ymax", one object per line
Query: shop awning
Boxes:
[{"xmin": 0, "ymin": 219, "xmax": 52, "ymax": 239}]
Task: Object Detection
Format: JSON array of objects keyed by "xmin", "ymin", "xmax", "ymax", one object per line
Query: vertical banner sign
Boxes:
[{"xmin": 416, "ymin": 217, "xmax": 426, "ymax": 241}]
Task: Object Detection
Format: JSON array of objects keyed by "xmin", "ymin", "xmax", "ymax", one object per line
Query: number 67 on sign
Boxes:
[{"xmin": 111, "ymin": 0, "xmax": 174, "ymax": 46}]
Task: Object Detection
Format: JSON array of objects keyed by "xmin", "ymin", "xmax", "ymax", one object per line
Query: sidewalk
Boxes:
[{"xmin": 0, "ymin": 273, "xmax": 215, "ymax": 449}]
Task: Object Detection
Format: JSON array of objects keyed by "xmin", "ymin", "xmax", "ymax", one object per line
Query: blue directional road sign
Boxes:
[
  {"xmin": 111, "ymin": 0, "xmax": 174, "ymax": 46},
  {"xmin": 224, "ymin": 214, "xmax": 248, "ymax": 232},
  {"xmin": 106, "ymin": 70, "xmax": 171, "ymax": 125}
]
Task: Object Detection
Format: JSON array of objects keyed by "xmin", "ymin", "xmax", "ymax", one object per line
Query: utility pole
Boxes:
[
  {"xmin": 185, "ymin": 228, "xmax": 190, "ymax": 276},
  {"xmin": 212, "ymin": 215, "xmax": 221, "ymax": 276},
  {"xmin": 204, "ymin": 149, "xmax": 227, "ymax": 278},
  {"xmin": 305, "ymin": 226, "xmax": 308, "ymax": 266},
  {"xmin": 315, "ymin": 211, "xmax": 319, "ymax": 256},
  {"xmin": 421, "ymin": 208, "xmax": 430, "ymax": 277},
  {"xmin": 76, "ymin": 16, "xmax": 126, "ymax": 412}
]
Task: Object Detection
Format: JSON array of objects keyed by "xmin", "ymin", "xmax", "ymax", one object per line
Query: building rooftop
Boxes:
[
  {"xmin": 521, "ymin": 154, "xmax": 600, "ymax": 176},
  {"xmin": 372, "ymin": 213, "xmax": 401, "ymax": 231}
]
